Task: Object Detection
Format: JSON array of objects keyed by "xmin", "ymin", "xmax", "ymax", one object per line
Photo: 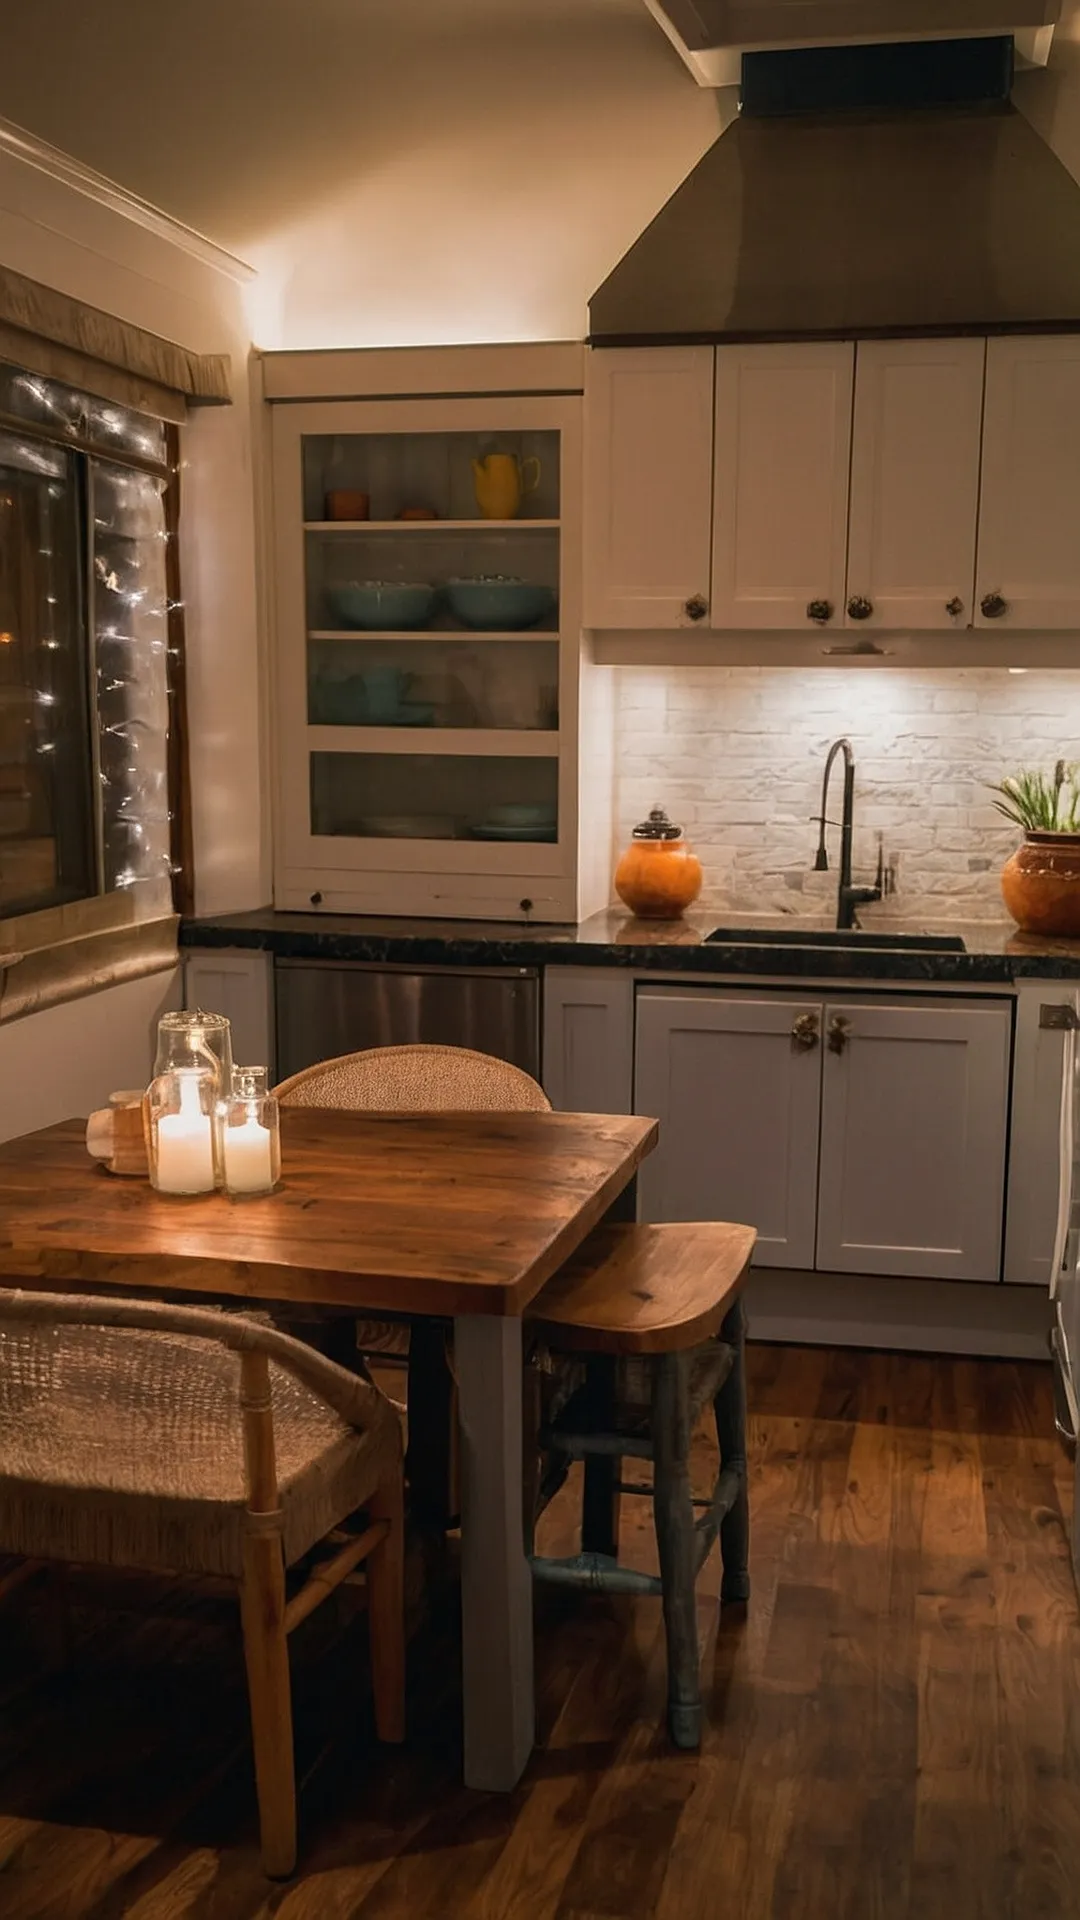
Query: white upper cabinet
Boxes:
[
  {"xmin": 846, "ymin": 339, "xmax": 985, "ymax": 630},
  {"xmin": 584, "ymin": 332, "xmax": 1080, "ymax": 644},
  {"xmin": 711, "ymin": 343, "xmax": 853, "ymax": 630},
  {"xmin": 976, "ymin": 336, "xmax": 1080, "ymax": 629},
  {"xmin": 583, "ymin": 347, "xmax": 714, "ymax": 629},
  {"xmin": 815, "ymin": 999, "xmax": 1011, "ymax": 1283}
]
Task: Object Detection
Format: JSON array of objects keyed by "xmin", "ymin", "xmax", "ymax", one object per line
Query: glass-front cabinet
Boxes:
[{"xmin": 271, "ymin": 394, "xmax": 582, "ymax": 918}]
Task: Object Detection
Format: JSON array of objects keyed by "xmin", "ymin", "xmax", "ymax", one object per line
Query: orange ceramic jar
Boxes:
[
  {"xmin": 1001, "ymin": 831, "xmax": 1080, "ymax": 937},
  {"xmin": 614, "ymin": 808, "xmax": 703, "ymax": 919}
]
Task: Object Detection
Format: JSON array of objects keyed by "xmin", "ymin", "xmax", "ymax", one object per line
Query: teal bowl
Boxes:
[
  {"xmin": 329, "ymin": 581, "xmax": 438, "ymax": 631},
  {"xmin": 446, "ymin": 576, "xmax": 556, "ymax": 631}
]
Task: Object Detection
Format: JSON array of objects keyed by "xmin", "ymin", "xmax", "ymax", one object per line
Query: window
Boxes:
[{"xmin": 0, "ymin": 364, "xmax": 175, "ymax": 919}]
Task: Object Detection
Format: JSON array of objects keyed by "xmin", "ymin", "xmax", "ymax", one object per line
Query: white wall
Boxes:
[
  {"xmin": 241, "ymin": 10, "xmax": 726, "ymax": 349},
  {"xmin": 0, "ymin": 149, "xmax": 266, "ymax": 916},
  {"xmin": 0, "ymin": 1, "xmax": 726, "ymax": 352},
  {"xmin": 612, "ymin": 666, "xmax": 1080, "ymax": 918},
  {"xmin": 0, "ymin": 967, "xmax": 180, "ymax": 1143}
]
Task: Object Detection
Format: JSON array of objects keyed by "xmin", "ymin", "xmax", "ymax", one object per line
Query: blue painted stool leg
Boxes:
[{"xmin": 715, "ymin": 1299, "xmax": 750, "ymax": 1605}]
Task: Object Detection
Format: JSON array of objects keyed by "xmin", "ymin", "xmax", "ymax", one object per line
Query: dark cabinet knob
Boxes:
[
  {"xmin": 806, "ymin": 599, "xmax": 833, "ymax": 625},
  {"xmin": 827, "ymin": 1013, "xmax": 851, "ymax": 1055},
  {"xmin": 684, "ymin": 594, "xmax": 709, "ymax": 622},
  {"xmin": 945, "ymin": 596, "xmax": 964, "ymax": 619},
  {"xmin": 310, "ymin": 891, "xmax": 323, "ymax": 906},
  {"xmin": 981, "ymin": 590, "xmax": 1008, "ymax": 620},
  {"xmin": 791, "ymin": 1012, "xmax": 820, "ymax": 1052},
  {"xmin": 847, "ymin": 595, "xmax": 873, "ymax": 621}
]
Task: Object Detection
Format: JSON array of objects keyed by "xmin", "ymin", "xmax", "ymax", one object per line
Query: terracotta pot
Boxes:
[
  {"xmin": 614, "ymin": 807, "xmax": 702, "ymax": 919},
  {"xmin": 1001, "ymin": 831, "xmax": 1080, "ymax": 937},
  {"xmin": 325, "ymin": 489, "xmax": 370, "ymax": 521}
]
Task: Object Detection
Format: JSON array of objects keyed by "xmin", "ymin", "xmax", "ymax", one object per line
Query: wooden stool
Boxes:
[{"xmin": 526, "ymin": 1221, "xmax": 755, "ymax": 1749}]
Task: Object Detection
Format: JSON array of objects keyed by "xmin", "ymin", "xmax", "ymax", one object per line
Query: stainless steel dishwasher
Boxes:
[{"xmin": 274, "ymin": 958, "xmax": 541, "ymax": 1083}]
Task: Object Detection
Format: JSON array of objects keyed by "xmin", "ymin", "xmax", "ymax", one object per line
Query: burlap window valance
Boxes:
[{"xmin": 0, "ymin": 265, "xmax": 231, "ymax": 423}]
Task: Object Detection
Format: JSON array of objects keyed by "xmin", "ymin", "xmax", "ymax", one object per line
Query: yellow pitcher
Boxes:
[{"xmin": 471, "ymin": 451, "xmax": 541, "ymax": 520}]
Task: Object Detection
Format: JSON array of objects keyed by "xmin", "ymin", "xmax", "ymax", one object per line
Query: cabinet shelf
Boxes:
[
  {"xmin": 307, "ymin": 726, "xmax": 559, "ymax": 756},
  {"xmin": 303, "ymin": 518, "xmax": 560, "ymax": 533},
  {"xmin": 307, "ymin": 627, "xmax": 560, "ymax": 642}
]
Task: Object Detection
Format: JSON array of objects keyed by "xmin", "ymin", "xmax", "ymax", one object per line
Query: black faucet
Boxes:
[{"xmin": 813, "ymin": 737, "xmax": 884, "ymax": 931}]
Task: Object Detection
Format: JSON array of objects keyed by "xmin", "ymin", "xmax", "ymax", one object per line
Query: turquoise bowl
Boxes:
[
  {"xmin": 445, "ymin": 577, "xmax": 556, "ymax": 631},
  {"xmin": 329, "ymin": 581, "xmax": 438, "ymax": 631}
]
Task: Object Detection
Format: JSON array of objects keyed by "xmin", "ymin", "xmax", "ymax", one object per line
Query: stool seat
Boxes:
[
  {"xmin": 529, "ymin": 1221, "xmax": 755, "ymax": 1353},
  {"xmin": 526, "ymin": 1218, "xmax": 756, "ymax": 1752}
]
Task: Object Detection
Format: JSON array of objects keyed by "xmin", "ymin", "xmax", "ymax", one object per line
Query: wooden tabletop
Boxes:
[{"xmin": 0, "ymin": 1108, "xmax": 657, "ymax": 1318}]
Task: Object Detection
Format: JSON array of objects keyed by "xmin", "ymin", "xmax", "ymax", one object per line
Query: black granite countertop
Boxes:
[{"xmin": 179, "ymin": 907, "xmax": 1080, "ymax": 985}]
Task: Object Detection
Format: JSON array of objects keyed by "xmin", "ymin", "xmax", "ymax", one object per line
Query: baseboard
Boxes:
[{"xmin": 746, "ymin": 1269, "xmax": 1052, "ymax": 1361}]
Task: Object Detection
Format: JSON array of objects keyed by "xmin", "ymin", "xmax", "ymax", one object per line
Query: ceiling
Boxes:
[{"xmin": 0, "ymin": 0, "xmax": 664, "ymax": 258}]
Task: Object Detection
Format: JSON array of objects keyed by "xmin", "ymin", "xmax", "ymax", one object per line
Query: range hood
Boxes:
[
  {"xmin": 590, "ymin": 30, "xmax": 1080, "ymax": 344},
  {"xmin": 644, "ymin": 3, "xmax": 1060, "ymax": 86}
]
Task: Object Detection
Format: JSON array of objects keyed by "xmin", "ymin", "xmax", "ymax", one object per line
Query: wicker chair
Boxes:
[
  {"xmin": 275, "ymin": 1044, "xmax": 551, "ymax": 1524},
  {"xmin": 274, "ymin": 1042, "xmax": 550, "ymax": 1114},
  {"xmin": 0, "ymin": 1290, "xmax": 405, "ymax": 1879}
]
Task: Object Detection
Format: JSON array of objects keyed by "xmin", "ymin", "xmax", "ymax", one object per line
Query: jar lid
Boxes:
[{"xmin": 632, "ymin": 806, "xmax": 683, "ymax": 841}]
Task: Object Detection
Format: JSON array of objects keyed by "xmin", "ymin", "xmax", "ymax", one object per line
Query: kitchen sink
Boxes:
[{"xmin": 703, "ymin": 926, "xmax": 966, "ymax": 952}]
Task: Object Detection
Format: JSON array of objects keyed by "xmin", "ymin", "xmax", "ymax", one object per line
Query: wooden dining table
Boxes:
[{"xmin": 0, "ymin": 1104, "xmax": 657, "ymax": 1793}]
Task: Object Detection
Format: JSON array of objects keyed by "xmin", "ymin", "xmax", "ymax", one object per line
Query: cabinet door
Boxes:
[
  {"xmin": 542, "ymin": 968, "xmax": 633, "ymax": 1114},
  {"xmin": 711, "ymin": 343, "xmax": 853, "ymax": 631},
  {"xmin": 816, "ymin": 1000, "xmax": 1011, "ymax": 1282},
  {"xmin": 976, "ymin": 336, "xmax": 1080, "ymax": 629},
  {"xmin": 846, "ymin": 339, "xmax": 984, "ymax": 630},
  {"xmin": 635, "ymin": 990, "xmax": 822, "ymax": 1268},
  {"xmin": 583, "ymin": 348, "xmax": 714, "ymax": 629},
  {"xmin": 184, "ymin": 951, "xmax": 275, "ymax": 1081}
]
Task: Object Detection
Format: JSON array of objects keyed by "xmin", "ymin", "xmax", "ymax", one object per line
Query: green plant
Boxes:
[{"xmin": 988, "ymin": 759, "xmax": 1080, "ymax": 833}]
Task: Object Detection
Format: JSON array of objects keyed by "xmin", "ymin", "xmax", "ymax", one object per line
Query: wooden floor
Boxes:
[{"xmin": 0, "ymin": 1345, "xmax": 1077, "ymax": 1919}]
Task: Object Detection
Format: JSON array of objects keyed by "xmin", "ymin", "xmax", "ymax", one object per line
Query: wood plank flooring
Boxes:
[{"xmin": 0, "ymin": 1345, "xmax": 1076, "ymax": 1919}]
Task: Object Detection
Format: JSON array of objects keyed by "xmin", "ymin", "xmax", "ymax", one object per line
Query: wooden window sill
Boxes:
[{"xmin": 0, "ymin": 892, "xmax": 178, "ymax": 1025}]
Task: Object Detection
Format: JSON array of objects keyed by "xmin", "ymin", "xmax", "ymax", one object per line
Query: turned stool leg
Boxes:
[
  {"xmin": 652, "ymin": 1351, "xmax": 701, "ymax": 1749},
  {"xmin": 715, "ymin": 1298, "xmax": 750, "ymax": 1605}
]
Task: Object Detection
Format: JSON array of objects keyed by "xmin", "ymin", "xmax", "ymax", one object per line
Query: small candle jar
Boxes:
[
  {"xmin": 222, "ymin": 1067, "xmax": 280, "ymax": 1198},
  {"xmin": 146, "ymin": 1066, "xmax": 220, "ymax": 1195}
]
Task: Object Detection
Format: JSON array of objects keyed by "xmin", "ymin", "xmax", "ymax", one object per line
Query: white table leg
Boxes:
[{"xmin": 454, "ymin": 1313, "xmax": 535, "ymax": 1791}]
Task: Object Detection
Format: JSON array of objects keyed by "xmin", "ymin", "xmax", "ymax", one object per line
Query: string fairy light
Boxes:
[{"xmin": 2, "ymin": 357, "xmax": 174, "ymax": 902}]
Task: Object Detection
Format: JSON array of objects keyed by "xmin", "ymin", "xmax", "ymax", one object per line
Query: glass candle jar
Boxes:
[
  {"xmin": 146, "ymin": 1065, "xmax": 220, "ymax": 1195},
  {"xmin": 154, "ymin": 1010, "xmax": 234, "ymax": 1092},
  {"xmin": 222, "ymin": 1067, "xmax": 281, "ymax": 1198}
]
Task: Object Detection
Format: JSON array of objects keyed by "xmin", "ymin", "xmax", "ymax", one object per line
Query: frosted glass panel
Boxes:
[
  {"xmin": 310, "ymin": 752, "xmax": 558, "ymax": 842},
  {"xmin": 308, "ymin": 638, "xmax": 558, "ymax": 730}
]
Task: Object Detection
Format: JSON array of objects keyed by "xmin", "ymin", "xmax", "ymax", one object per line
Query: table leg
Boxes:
[{"xmin": 454, "ymin": 1313, "xmax": 535, "ymax": 1791}]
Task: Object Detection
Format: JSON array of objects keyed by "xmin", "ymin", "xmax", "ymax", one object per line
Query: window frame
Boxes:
[{"xmin": 0, "ymin": 368, "xmax": 189, "ymax": 1020}]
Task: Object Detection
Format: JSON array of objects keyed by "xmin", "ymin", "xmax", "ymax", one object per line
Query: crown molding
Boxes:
[{"xmin": 0, "ymin": 115, "xmax": 256, "ymax": 283}]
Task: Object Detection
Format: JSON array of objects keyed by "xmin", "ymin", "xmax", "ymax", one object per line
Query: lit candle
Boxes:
[
  {"xmin": 224, "ymin": 1116, "xmax": 275, "ymax": 1194},
  {"xmin": 155, "ymin": 1071, "xmax": 215, "ymax": 1194}
]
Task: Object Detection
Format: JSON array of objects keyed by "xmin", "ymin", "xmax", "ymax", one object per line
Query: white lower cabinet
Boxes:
[
  {"xmin": 634, "ymin": 987, "xmax": 1012, "ymax": 1284},
  {"xmin": 542, "ymin": 968, "xmax": 633, "ymax": 1114},
  {"xmin": 815, "ymin": 999, "xmax": 1011, "ymax": 1283},
  {"xmin": 635, "ymin": 991, "xmax": 822, "ymax": 1268}
]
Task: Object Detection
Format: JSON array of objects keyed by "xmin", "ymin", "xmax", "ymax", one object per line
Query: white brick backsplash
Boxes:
[{"xmin": 611, "ymin": 667, "xmax": 1080, "ymax": 919}]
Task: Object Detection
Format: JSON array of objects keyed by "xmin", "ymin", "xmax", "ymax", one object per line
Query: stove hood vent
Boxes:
[{"xmin": 589, "ymin": 33, "xmax": 1080, "ymax": 345}]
